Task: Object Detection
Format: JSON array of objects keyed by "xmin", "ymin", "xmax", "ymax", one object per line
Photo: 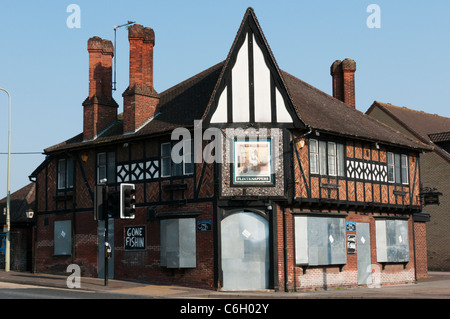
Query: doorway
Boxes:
[
  {"xmin": 357, "ymin": 222, "xmax": 372, "ymax": 285},
  {"xmin": 221, "ymin": 211, "xmax": 269, "ymax": 290}
]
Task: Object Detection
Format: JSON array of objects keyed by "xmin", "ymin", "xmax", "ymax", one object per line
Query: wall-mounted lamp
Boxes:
[{"xmin": 26, "ymin": 209, "xmax": 34, "ymax": 219}]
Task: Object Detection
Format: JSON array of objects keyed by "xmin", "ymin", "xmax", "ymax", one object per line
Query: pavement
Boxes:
[{"xmin": 0, "ymin": 270, "xmax": 449, "ymax": 299}]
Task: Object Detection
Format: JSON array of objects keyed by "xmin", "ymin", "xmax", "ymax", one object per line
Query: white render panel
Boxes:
[
  {"xmin": 275, "ymin": 87, "xmax": 293, "ymax": 123},
  {"xmin": 232, "ymin": 33, "xmax": 250, "ymax": 122},
  {"xmin": 210, "ymin": 86, "xmax": 228, "ymax": 123},
  {"xmin": 253, "ymin": 34, "xmax": 272, "ymax": 122}
]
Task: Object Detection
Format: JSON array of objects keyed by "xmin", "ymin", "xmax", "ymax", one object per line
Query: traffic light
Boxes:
[
  {"xmin": 94, "ymin": 186, "xmax": 120, "ymax": 220},
  {"xmin": 106, "ymin": 190, "xmax": 119, "ymax": 219},
  {"xmin": 120, "ymin": 183, "xmax": 136, "ymax": 219},
  {"xmin": 94, "ymin": 185, "xmax": 105, "ymax": 221}
]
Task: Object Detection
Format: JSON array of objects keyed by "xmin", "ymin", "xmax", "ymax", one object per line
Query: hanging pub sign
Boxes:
[
  {"xmin": 124, "ymin": 226, "xmax": 146, "ymax": 250},
  {"xmin": 233, "ymin": 140, "xmax": 273, "ymax": 185},
  {"xmin": 420, "ymin": 187, "xmax": 442, "ymax": 206}
]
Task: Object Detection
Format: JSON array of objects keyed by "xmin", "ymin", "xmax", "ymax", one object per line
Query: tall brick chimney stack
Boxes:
[
  {"xmin": 123, "ymin": 24, "xmax": 159, "ymax": 133},
  {"xmin": 330, "ymin": 58, "xmax": 356, "ymax": 108},
  {"xmin": 83, "ymin": 37, "xmax": 118, "ymax": 141}
]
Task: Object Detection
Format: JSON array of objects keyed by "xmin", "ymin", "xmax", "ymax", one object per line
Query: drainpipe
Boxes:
[{"xmin": 412, "ymin": 217, "xmax": 417, "ymax": 281}]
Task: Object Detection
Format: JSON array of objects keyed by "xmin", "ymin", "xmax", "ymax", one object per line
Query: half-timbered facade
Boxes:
[{"xmin": 30, "ymin": 8, "xmax": 431, "ymax": 291}]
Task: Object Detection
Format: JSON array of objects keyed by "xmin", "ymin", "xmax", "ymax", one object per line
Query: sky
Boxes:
[{"xmin": 0, "ymin": 0, "xmax": 449, "ymax": 198}]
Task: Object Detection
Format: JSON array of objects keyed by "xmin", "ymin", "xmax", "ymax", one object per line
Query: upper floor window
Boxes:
[
  {"xmin": 387, "ymin": 152, "xmax": 408, "ymax": 184},
  {"xmin": 58, "ymin": 158, "xmax": 74, "ymax": 190},
  {"xmin": 310, "ymin": 139, "xmax": 345, "ymax": 177},
  {"xmin": 97, "ymin": 152, "xmax": 115, "ymax": 184},
  {"xmin": 161, "ymin": 140, "xmax": 194, "ymax": 178}
]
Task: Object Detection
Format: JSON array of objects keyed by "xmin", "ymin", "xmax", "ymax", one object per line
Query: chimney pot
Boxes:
[
  {"xmin": 341, "ymin": 58, "xmax": 356, "ymax": 72},
  {"xmin": 144, "ymin": 27, "xmax": 155, "ymax": 45}
]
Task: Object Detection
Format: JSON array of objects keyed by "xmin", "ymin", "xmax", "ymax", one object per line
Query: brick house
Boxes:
[
  {"xmin": 30, "ymin": 8, "xmax": 431, "ymax": 291},
  {"xmin": 367, "ymin": 101, "xmax": 450, "ymax": 271},
  {"xmin": 0, "ymin": 183, "xmax": 35, "ymax": 271}
]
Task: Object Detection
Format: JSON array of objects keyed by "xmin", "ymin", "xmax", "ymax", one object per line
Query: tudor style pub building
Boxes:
[{"xmin": 30, "ymin": 8, "xmax": 431, "ymax": 291}]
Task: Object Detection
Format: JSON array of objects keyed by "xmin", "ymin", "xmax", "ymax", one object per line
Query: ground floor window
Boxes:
[
  {"xmin": 375, "ymin": 219, "xmax": 409, "ymax": 263},
  {"xmin": 294, "ymin": 215, "xmax": 346, "ymax": 266},
  {"xmin": 54, "ymin": 220, "xmax": 71, "ymax": 255},
  {"xmin": 160, "ymin": 218, "xmax": 196, "ymax": 268}
]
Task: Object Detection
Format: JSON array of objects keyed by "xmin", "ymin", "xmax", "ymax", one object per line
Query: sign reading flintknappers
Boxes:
[
  {"xmin": 233, "ymin": 140, "xmax": 273, "ymax": 184},
  {"xmin": 124, "ymin": 226, "xmax": 146, "ymax": 250}
]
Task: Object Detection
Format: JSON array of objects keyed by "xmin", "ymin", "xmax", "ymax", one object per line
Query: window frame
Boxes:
[
  {"xmin": 401, "ymin": 154, "xmax": 409, "ymax": 185},
  {"xmin": 294, "ymin": 215, "xmax": 347, "ymax": 266},
  {"xmin": 375, "ymin": 219, "xmax": 410, "ymax": 263},
  {"xmin": 57, "ymin": 158, "xmax": 74, "ymax": 190},
  {"xmin": 160, "ymin": 217, "xmax": 196, "ymax": 268},
  {"xmin": 309, "ymin": 139, "xmax": 319, "ymax": 174},
  {"xmin": 387, "ymin": 151, "xmax": 409, "ymax": 185},
  {"xmin": 97, "ymin": 151, "xmax": 115, "ymax": 185},
  {"xmin": 309, "ymin": 138, "xmax": 345, "ymax": 177},
  {"xmin": 160, "ymin": 141, "xmax": 194, "ymax": 178}
]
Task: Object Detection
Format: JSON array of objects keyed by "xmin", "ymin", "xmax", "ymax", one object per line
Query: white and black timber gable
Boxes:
[{"xmin": 203, "ymin": 8, "xmax": 305, "ymax": 128}]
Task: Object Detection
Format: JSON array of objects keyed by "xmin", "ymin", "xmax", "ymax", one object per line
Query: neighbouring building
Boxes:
[
  {"xmin": 0, "ymin": 183, "xmax": 35, "ymax": 272},
  {"xmin": 367, "ymin": 101, "xmax": 450, "ymax": 271},
  {"xmin": 29, "ymin": 8, "xmax": 432, "ymax": 291}
]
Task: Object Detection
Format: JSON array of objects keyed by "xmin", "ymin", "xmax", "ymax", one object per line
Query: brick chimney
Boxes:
[
  {"xmin": 83, "ymin": 36, "xmax": 118, "ymax": 140},
  {"xmin": 330, "ymin": 58, "xmax": 356, "ymax": 108},
  {"xmin": 123, "ymin": 24, "xmax": 159, "ymax": 133}
]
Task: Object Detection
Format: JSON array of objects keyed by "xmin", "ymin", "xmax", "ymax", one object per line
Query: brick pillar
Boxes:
[
  {"xmin": 123, "ymin": 24, "xmax": 159, "ymax": 133},
  {"xmin": 83, "ymin": 37, "xmax": 118, "ymax": 141}
]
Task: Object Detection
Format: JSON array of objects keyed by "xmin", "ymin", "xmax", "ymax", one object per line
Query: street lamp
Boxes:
[
  {"xmin": 0, "ymin": 88, "xmax": 11, "ymax": 272},
  {"xmin": 112, "ymin": 20, "xmax": 135, "ymax": 91}
]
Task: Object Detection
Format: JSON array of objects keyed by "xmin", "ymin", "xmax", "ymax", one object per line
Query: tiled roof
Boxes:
[
  {"xmin": 368, "ymin": 101, "xmax": 450, "ymax": 161},
  {"xmin": 429, "ymin": 131, "xmax": 450, "ymax": 143},
  {"xmin": 281, "ymin": 72, "xmax": 430, "ymax": 151},
  {"xmin": 371, "ymin": 101, "xmax": 450, "ymax": 142},
  {"xmin": 0, "ymin": 183, "xmax": 35, "ymax": 224},
  {"xmin": 44, "ymin": 61, "xmax": 430, "ymax": 154}
]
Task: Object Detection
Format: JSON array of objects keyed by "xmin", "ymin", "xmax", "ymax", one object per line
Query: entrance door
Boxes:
[
  {"xmin": 357, "ymin": 222, "xmax": 372, "ymax": 285},
  {"xmin": 221, "ymin": 211, "xmax": 269, "ymax": 290}
]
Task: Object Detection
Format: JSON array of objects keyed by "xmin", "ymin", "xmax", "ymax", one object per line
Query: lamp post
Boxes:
[{"xmin": 0, "ymin": 88, "xmax": 11, "ymax": 272}]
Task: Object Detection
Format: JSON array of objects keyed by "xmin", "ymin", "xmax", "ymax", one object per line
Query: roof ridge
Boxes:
[{"xmin": 377, "ymin": 101, "xmax": 450, "ymax": 120}]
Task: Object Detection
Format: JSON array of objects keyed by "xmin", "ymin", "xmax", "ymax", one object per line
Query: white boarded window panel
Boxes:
[
  {"xmin": 210, "ymin": 86, "xmax": 228, "ymax": 123},
  {"xmin": 253, "ymin": 34, "xmax": 272, "ymax": 122},
  {"xmin": 232, "ymin": 33, "xmax": 250, "ymax": 122},
  {"xmin": 276, "ymin": 87, "xmax": 292, "ymax": 123},
  {"xmin": 294, "ymin": 216, "xmax": 309, "ymax": 264},
  {"xmin": 375, "ymin": 220, "xmax": 388, "ymax": 262}
]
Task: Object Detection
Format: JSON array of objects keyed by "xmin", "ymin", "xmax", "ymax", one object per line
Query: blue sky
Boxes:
[{"xmin": 0, "ymin": 0, "xmax": 449, "ymax": 197}]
